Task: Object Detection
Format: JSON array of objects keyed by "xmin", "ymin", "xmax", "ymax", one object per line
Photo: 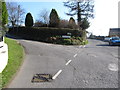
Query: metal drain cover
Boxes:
[{"xmin": 31, "ymin": 74, "xmax": 52, "ymax": 83}]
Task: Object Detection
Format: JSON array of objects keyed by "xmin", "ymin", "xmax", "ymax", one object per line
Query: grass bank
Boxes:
[{"xmin": 1, "ymin": 37, "xmax": 24, "ymax": 88}]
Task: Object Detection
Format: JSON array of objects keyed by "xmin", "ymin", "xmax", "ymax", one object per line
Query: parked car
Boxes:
[
  {"xmin": 109, "ymin": 37, "xmax": 120, "ymax": 46},
  {"xmin": 104, "ymin": 37, "xmax": 111, "ymax": 42}
]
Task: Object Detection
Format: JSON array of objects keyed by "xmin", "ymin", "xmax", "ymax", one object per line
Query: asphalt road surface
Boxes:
[{"xmin": 7, "ymin": 39, "xmax": 119, "ymax": 88}]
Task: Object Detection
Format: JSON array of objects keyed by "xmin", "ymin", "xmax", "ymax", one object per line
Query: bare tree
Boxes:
[
  {"xmin": 7, "ymin": 2, "xmax": 25, "ymax": 27},
  {"xmin": 59, "ymin": 19, "xmax": 69, "ymax": 28},
  {"xmin": 34, "ymin": 20, "xmax": 44, "ymax": 27},
  {"xmin": 17, "ymin": 5, "xmax": 25, "ymax": 26},
  {"xmin": 38, "ymin": 9, "xmax": 49, "ymax": 25},
  {"xmin": 64, "ymin": 0, "xmax": 94, "ymax": 30}
]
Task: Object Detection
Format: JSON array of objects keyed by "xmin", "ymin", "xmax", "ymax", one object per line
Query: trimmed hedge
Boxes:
[{"xmin": 8, "ymin": 27, "xmax": 83, "ymax": 42}]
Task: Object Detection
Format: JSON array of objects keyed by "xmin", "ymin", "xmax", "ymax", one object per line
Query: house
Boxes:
[{"xmin": 109, "ymin": 28, "xmax": 120, "ymax": 37}]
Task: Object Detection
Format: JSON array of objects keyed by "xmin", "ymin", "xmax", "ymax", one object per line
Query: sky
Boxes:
[
  {"xmin": 89, "ymin": 0, "xmax": 119, "ymax": 36},
  {"xmin": 17, "ymin": 2, "xmax": 72, "ymax": 20},
  {"xmin": 6, "ymin": 0, "xmax": 119, "ymax": 36}
]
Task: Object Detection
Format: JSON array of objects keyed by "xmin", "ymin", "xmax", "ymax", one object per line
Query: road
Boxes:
[{"xmin": 7, "ymin": 39, "xmax": 118, "ymax": 88}]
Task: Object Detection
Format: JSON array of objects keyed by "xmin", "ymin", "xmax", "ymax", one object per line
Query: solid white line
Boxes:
[
  {"xmin": 74, "ymin": 54, "xmax": 77, "ymax": 57},
  {"xmin": 52, "ymin": 70, "xmax": 62, "ymax": 80},
  {"xmin": 66, "ymin": 60, "xmax": 72, "ymax": 66}
]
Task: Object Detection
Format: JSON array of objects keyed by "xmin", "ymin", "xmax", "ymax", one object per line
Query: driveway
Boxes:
[{"xmin": 8, "ymin": 39, "xmax": 118, "ymax": 88}]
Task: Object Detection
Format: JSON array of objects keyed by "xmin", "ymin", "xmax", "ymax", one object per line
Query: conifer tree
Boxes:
[
  {"xmin": 68, "ymin": 17, "xmax": 76, "ymax": 29},
  {"xmin": 49, "ymin": 9, "xmax": 60, "ymax": 27},
  {"xmin": 25, "ymin": 13, "xmax": 34, "ymax": 27},
  {"xmin": 2, "ymin": 1, "xmax": 8, "ymax": 26}
]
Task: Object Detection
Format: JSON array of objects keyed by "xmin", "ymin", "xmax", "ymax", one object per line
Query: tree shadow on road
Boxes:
[
  {"xmin": 5, "ymin": 33, "xmax": 24, "ymax": 40},
  {"xmin": 96, "ymin": 44, "xmax": 120, "ymax": 47},
  {"xmin": 96, "ymin": 44, "xmax": 109, "ymax": 46}
]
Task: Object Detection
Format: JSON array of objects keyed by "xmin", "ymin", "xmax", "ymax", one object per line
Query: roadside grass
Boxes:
[{"xmin": 1, "ymin": 37, "xmax": 24, "ymax": 88}]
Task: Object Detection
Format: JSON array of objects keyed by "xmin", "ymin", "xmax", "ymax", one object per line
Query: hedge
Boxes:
[{"xmin": 8, "ymin": 27, "xmax": 83, "ymax": 42}]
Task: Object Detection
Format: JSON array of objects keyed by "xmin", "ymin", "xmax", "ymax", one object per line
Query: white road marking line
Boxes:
[
  {"xmin": 66, "ymin": 60, "xmax": 72, "ymax": 66},
  {"xmin": 74, "ymin": 54, "xmax": 77, "ymax": 57},
  {"xmin": 52, "ymin": 70, "xmax": 62, "ymax": 80}
]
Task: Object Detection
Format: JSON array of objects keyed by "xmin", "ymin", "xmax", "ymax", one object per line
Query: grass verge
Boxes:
[{"xmin": 1, "ymin": 37, "xmax": 24, "ymax": 88}]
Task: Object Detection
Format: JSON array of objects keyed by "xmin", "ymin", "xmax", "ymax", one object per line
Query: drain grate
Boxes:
[{"xmin": 31, "ymin": 74, "xmax": 52, "ymax": 83}]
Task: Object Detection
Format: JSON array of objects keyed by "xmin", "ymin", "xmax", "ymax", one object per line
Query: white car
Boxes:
[{"xmin": 104, "ymin": 37, "xmax": 111, "ymax": 42}]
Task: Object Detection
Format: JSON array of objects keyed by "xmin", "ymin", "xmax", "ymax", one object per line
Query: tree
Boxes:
[
  {"xmin": 69, "ymin": 17, "xmax": 75, "ymax": 25},
  {"xmin": 59, "ymin": 19, "xmax": 69, "ymax": 28},
  {"xmin": 38, "ymin": 9, "xmax": 49, "ymax": 25},
  {"xmin": 0, "ymin": 1, "xmax": 8, "ymax": 37},
  {"xmin": 2, "ymin": 1, "xmax": 8, "ymax": 26},
  {"xmin": 7, "ymin": 2, "xmax": 25, "ymax": 27},
  {"xmin": 34, "ymin": 20, "xmax": 47, "ymax": 27},
  {"xmin": 68, "ymin": 17, "xmax": 77, "ymax": 29},
  {"xmin": 80, "ymin": 18, "xmax": 90, "ymax": 30},
  {"xmin": 64, "ymin": 0, "xmax": 94, "ymax": 30},
  {"xmin": 0, "ymin": 2, "xmax": 1, "ymax": 25},
  {"xmin": 49, "ymin": 9, "xmax": 60, "ymax": 27},
  {"xmin": 25, "ymin": 13, "xmax": 34, "ymax": 27}
]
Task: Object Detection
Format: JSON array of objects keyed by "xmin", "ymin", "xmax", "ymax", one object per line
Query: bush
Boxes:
[
  {"xmin": 61, "ymin": 39, "xmax": 72, "ymax": 45},
  {"xmin": 45, "ymin": 36, "xmax": 88, "ymax": 45},
  {"xmin": 81, "ymin": 40, "xmax": 88, "ymax": 45},
  {"xmin": 81, "ymin": 30, "xmax": 87, "ymax": 40},
  {"xmin": 71, "ymin": 39, "xmax": 80, "ymax": 45}
]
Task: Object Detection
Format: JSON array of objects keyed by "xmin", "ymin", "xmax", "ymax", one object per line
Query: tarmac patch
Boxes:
[
  {"xmin": 108, "ymin": 63, "xmax": 118, "ymax": 71},
  {"xmin": 31, "ymin": 74, "xmax": 52, "ymax": 83}
]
